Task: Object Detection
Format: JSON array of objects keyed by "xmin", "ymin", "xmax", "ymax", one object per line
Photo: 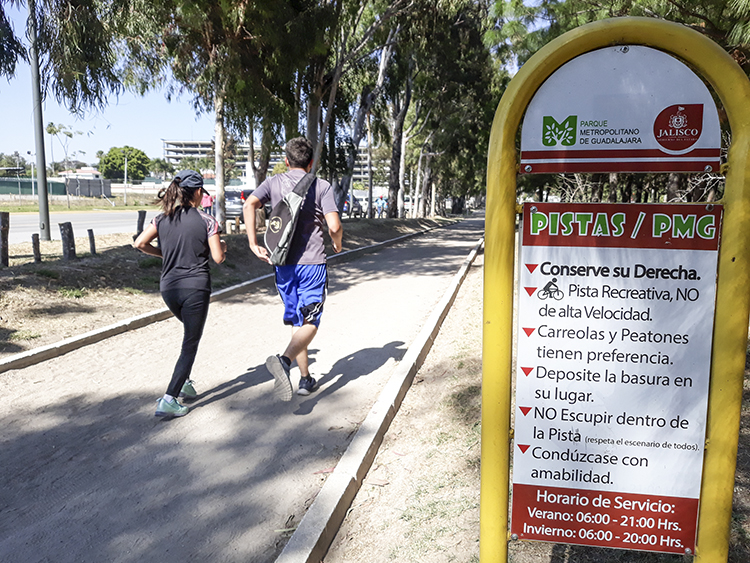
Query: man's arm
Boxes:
[
  {"xmin": 243, "ymin": 195, "xmax": 271, "ymax": 263},
  {"xmin": 325, "ymin": 211, "xmax": 343, "ymax": 253}
]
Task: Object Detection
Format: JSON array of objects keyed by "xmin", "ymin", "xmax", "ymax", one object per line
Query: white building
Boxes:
[{"xmin": 162, "ymin": 139, "xmax": 388, "ymax": 190}]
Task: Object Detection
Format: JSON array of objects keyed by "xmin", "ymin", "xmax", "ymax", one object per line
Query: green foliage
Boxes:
[
  {"xmin": 178, "ymin": 156, "xmax": 213, "ymax": 173},
  {"xmin": 138, "ymin": 257, "xmax": 162, "ymax": 269},
  {"xmin": 8, "ymin": 330, "xmax": 41, "ymax": 342},
  {"xmin": 486, "ymin": 0, "xmax": 750, "ymax": 75},
  {"xmin": 0, "ymin": 152, "xmax": 26, "ymax": 176},
  {"xmin": 99, "ymin": 146, "xmax": 150, "ymax": 180},
  {"xmin": 149, "ymin": 158, "xmax": 174, "ymax": 179},
  {"xmin": 122, "ymin": 287, "xmax": 144, "ymax": 295},
  {"xmin": 24, "ymin": 0, "xmax": 123, "ymax": 111},
  {"xmin": 271, "ymin": 160, "xmax": 288, "ymax": 176},
  {"xmin": 58, "ymin": 287, "xmax": 87, "ymax": 299},
  {"xmin": 35, "ymin": 268, "xmax": 60, "ymax": 280},
  {"xmin": 0, "ymin": 6, "xmax": 25, "ymax": 77}
]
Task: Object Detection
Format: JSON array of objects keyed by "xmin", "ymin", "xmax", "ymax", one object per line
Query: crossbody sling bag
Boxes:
[{"xmin": 264, "ymin": 172, "xmax": 317, "ymax": 266}]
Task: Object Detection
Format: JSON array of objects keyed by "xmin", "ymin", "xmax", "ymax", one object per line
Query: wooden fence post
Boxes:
[
  {"xmin": 0, "ymin": 212, "xmax": 8, "ymax": 267},
  {"xmin": 59, "ymin": 222, "xmax": 76, "ymax": 260},
  {"xmin": 32, "ymin": 233, "xmax": 41, "ymax": 263},
  {"xmin": 137, "ymin": 210, "xmax": 147, "ymax": 236},
  {"xmin": 87, "ymin": 229, "xmax": 96, "ymax": 255}
]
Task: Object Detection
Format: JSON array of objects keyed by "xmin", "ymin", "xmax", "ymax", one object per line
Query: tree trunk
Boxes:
[
  {"xmin": 420, "ymin": 156, "xmax": 432, "ymax": 218},
  {"xmin": 430, "ymin": 175, "xmax": 437, "ymax": 217},
  {"xmin": 250, "ymin": 115, "xmax": 273, "ymax": 189},
  {"xmin": 214, "ymin": 87, "xmax": 226, "ymax": 230},
  {"xmin": 607, "ymin": 173, "xmax": 618, "ymax": 203},
  {"xmin": 398, "ymin": 132, "xmax": 408, "ymax": 218},
  {"xmin": 415, "ymin": 146, "xmax": 425, "ymax": 218},
  {"xmin": 666, "ymin": 173, "xmax": 682, "ymax": 202},
  {"xmin": 620, "ymin": 175, "xmax": 632, "ymax": 203},
  {"xmin": 367, "ymin": 112, "xmax": 374, "ymax": 219},
  {"xmin": 633, "ymin": 179, "xmax": 643, "ymax": 203},
  {"xmin": 389, "ymin": 86, "xmax": 410, "ymax": 218},
  {"xmin": 590, "ymin": 174, "xmax": 604, "ymax": 202},
  {"xmin": 341, "ymin": 31, "xmax": 399, "ymax": 208},
  {"xmin": 307, "ymin": 65, "xmax": 324, "ymax": 150},
  {"xmin": 285, "ymin": 70, "xmax": 302, "ymax": 139},
  {"xmin": 408, "ymin": 169, "xmax": 416, "ymax": 218}
]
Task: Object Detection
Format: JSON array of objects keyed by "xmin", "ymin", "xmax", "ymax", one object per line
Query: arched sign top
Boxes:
[
  {"xmin": 519, "ymin": 46, "xmax": 722, "ymax": 174},
  {"xmin": 483, "ymin": 17, "xmax": 750, "ymax": 563}
]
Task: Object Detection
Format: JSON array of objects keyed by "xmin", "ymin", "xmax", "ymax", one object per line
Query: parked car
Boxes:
[
  {"xmin": 343, "ymin": 196, "xmax": 363, "ymax": 218},
  {"xmin": 224, "ymin": 189, "xmax": 271, "ymax": 223},
  {"xmin": 224, "ymin": 189, "xmax": 245, "ymax": 222}
]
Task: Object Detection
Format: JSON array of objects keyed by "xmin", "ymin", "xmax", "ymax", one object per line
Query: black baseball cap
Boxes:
[{"xmin": 175, "ymin": 169, "xmax": 208, "ymax": 194}]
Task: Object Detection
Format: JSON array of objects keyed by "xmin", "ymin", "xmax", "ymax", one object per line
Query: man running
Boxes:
[{"xmin": 243, "ymin": 137, "xmax": 343, "ymax": 400}]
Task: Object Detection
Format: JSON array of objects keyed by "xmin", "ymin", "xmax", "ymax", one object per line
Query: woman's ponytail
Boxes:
[{"xmin": 158, "ymin": 178, "xmax": 195, "ymax": 217}]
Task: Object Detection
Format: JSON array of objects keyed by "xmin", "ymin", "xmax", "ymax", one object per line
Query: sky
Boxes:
[{"xmin": 0, "ymin": 6, "xmax": 216, "ymax": 166}]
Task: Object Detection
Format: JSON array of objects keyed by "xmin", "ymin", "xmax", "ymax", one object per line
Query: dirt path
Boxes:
[
  {"xmin": 0, "ymin": 218, "xmax": 485, "ymax": 563},
  {"xmin": 323, "ymin": 244, "xmax": 750, "ymax": 563}
]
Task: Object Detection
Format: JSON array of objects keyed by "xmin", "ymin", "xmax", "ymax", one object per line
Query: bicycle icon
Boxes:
[{"xmin": 538, "ymin": 278, "xmax": 563, "ymax": 300}]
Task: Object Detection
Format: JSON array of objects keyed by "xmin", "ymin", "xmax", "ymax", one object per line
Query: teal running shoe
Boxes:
[
  {"xmin": 179, "ymin": 380, "xmax": 198, "ymax": 401},
  {"xmin": 155, "ymin": 397, "xmax": 189, "ymax": 418}
]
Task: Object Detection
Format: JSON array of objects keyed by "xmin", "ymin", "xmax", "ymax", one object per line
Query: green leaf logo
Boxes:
[{"xmin": 543, "ymin": 115, "xmax": 577, "ymax": 146}]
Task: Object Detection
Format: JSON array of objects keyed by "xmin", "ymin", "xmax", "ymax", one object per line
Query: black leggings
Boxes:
[{"xmin": 161, "ymin": 288, "xmax": 211, "ymax": 398}]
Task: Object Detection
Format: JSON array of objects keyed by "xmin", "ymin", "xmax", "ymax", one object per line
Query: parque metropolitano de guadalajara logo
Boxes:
[{"xmin": 653, "ymin": 104, "xmax": 704, "ymax": 152}]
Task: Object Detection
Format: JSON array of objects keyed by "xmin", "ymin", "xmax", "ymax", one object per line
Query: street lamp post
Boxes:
[
  {"xmin": 28, "ymin": 0, "xmax": 51, "ymax": 240},
  {"xmin": 123, "ymin": 151, "xmax": 128, "ymax": 205},
  {"xmin": 27, "ymin": 151, "xmax": 35, "ymax": 197}
]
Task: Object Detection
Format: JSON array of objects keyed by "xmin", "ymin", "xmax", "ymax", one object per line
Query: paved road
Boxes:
[
  {"xmin": 6, "ymin": 210, "xmax": 159, "ymax": 244},
  {"xmin": 0, "ymin": 216, "xmax": 485, "ymax": 563}
]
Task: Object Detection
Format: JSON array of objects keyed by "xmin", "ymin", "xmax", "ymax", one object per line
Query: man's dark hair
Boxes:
[{"xmin": 285, "ymin": 137, "xmax": 314, "ymax": 169}]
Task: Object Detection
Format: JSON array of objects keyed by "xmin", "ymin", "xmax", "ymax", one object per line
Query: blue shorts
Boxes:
[{"xmin": 274, "ymin": 264, "xmax": 328, "ymax": 327}]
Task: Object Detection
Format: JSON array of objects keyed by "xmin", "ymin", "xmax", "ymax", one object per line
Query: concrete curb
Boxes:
[
  {"xmin": 0, "ymin": 224, "xmax": 444, "ymax": 375},
  {"xmin": 275, "ymin": 236, "xmax": 485, "ymax": 563}
]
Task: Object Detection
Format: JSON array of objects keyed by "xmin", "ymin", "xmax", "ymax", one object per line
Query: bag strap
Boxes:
[{"xmin": 291, "ymin": 172, "xmax": 316, "ymax": 198}]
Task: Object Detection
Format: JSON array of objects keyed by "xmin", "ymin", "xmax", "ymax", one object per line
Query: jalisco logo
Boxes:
[
  {"xmin": 543, "ymin": 115, "xmax": 577, "ymax": 147},
  {"xmin": 269, "ymin": 216, "xmax": 282, "ymax": 233},
  {"xmin": 653, "ymin": 104, "xmax": 703, "ymax": 151}
]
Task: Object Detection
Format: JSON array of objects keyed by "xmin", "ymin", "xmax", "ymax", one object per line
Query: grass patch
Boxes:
[
  {"xmin": 35, "ymin": 268, "xmax": 60, "ymax": 279},
  {"xmin": 57, "ymin": 287, "xmax": 87, "ymax": 299},
  {"xmin": 122, "ymin": 287, "xmax": 144, "ymax": 295},
  {"xmin": 138, "ymin": 256, "xmax": 162, "ymax": 269},
  {"xmin": 137, "ymin": 275, "xmax": 160, "ymax": 288},
  {"xmin": 8, "ymin": 330, "xmax": 41, "ymax": 341}
]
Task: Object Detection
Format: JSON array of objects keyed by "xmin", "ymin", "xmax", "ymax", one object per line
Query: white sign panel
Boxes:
[
  {"xmin": 511, "ymin": 203, "xmax": 722, "ymax": 555},
  {"xmin": 520, "ymin": 46, "xmax": 721, "ymax": 174}
]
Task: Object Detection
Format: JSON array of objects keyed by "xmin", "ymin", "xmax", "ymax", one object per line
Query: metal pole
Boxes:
[
  {"xmin": 124, "ymin": 152, "xmax": 128, "ymax": 205},
  {"xmin": 28, "ymin": 153, "xmax": 35, "ymax": 197},
  {"xmin": 27, "ymin": 0, "xmax": 50, "ymax": 241}
]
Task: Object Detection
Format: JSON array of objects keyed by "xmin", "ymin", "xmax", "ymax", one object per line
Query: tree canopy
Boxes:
[{"xmin": 99, "ymin": 146, "xmax": 150, "ymax": 180}]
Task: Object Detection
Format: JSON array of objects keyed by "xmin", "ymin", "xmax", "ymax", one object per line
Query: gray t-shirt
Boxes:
[{"xmin": 253, "ymin": 169, "xmax": 339, "ymax": 265}]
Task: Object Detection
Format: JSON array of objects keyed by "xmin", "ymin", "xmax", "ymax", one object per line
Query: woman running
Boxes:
[{"xmin": 134, "ymin": 169, "xmax": 226, "ymax": 418}]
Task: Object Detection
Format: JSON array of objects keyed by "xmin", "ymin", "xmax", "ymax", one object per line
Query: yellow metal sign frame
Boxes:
[{"xmin": 482, "ymin": 17, "xmax": 750, "ymax": 563}]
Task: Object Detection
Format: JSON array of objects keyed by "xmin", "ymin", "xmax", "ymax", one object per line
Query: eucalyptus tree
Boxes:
[
  {"xmin": 401, "ymin": 0, "xmax": 504, "ymax": 217},
  {"xmin": 485, "ymin": 0, "xmax": 747, "ymax": 204},
  {"xmin": 303, "ymin": 0, "xmax": 414, "ymax": 173}
]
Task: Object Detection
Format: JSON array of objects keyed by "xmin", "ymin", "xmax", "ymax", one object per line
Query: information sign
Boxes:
[
  {"xmin": 511, "ymin": 202, "xmax": 722, "ymax": 554},
  {"xmin": 519, "ymin": 46, "xmax": 721, "ymax": 174}
]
